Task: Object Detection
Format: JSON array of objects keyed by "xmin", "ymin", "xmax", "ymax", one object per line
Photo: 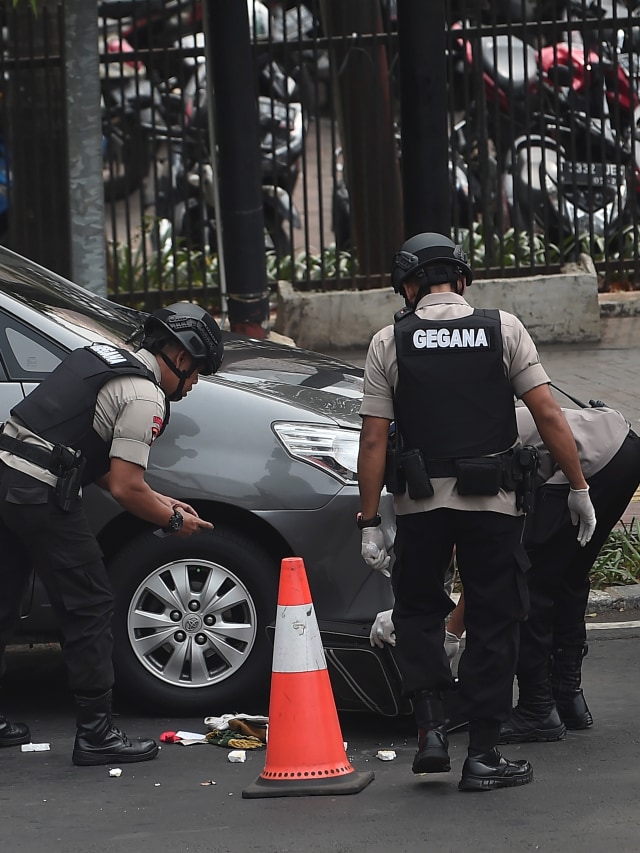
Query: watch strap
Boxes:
[{"xmin": 357, "ymin": 512, "xmax": 382, "ymax": 529}]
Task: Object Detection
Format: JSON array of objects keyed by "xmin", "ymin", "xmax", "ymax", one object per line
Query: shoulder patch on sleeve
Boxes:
[{"xmin": 151, "ymin": 415, "xmax": 164, "ymax": 443}]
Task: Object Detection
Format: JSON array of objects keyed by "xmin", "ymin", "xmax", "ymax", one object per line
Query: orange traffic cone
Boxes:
[{"xmin": 242, "ymin": 557, "xmax": 375, "ymax": 799}]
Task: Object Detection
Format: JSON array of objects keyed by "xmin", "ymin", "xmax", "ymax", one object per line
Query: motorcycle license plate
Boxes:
[{"xmin": 561, "ymin": 162, "xmax": 620, "ymax": 186}]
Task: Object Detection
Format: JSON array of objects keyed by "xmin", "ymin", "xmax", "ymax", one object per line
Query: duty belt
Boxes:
[
  {"xmin": 0, "ymin": 432, "xmax": 81, "ymax": 476},
  {"xmin": 424, "ymin": 450, "xmax": 515, "ymax": 479}
]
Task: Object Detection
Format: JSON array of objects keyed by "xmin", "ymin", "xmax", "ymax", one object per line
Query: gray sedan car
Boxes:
[{"xmin": 0, "ymin": 247, "xmax": 402, "ymax": 717}]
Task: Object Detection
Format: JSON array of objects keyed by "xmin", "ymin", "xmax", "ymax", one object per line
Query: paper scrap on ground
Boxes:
[
  {"xmin": 228, "ymin": 750, "xmax": 247, "ymax": 763},
  {"xmin": 21, "ymin": 743, "xmax": 50, "ymax": 752},
  {"xmin": 175, "ymin": 730, "xmax": 208, "ymax": 745},
  {"xmin": 159, "ymin": 730, "xmax": 208, "ymax": 745}
]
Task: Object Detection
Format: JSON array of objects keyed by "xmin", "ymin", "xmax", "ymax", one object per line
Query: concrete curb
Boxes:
[
  {"xmin": 275, "ymin": 255, "xmax": 602, "ymax": 351},
  {"xmin": 587, "ymin": 583, "xmax": 640, "ymax": 615},
  {"xmin": 598, "ymin": 291, "xmax": 640, "ymax": 317}
]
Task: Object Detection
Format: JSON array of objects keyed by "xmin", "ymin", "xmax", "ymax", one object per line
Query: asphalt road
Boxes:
[
  {"xmin": 2, "ymin": 316, "xmax": 639, "ymax": 852},
  {"xmin": 1, "ymin": 623, "xmax": 638, "ymax": 853}
]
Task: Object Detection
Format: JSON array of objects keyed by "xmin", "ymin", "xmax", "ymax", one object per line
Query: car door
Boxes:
[{"xmin": 0, "ymin": 309, "xmax": 68, "ymax": 627}]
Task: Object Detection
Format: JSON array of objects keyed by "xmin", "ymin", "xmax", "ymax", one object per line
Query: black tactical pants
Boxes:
[
  {"xmin": 519, "ymin": 430, "xmax": 640, "ymax": 671},
  {"xmin": 392, "ymin": 508, "xmax": 529, "ymax": 723},
  {"xmin": 0, "ymin": 462, "xmax": 114, "ymax": 693}
]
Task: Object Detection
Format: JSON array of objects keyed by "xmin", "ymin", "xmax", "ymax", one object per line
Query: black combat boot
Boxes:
[
  {"xmin": 411, "ymin": 689, "xmax": 450, "ymax": 774},
  {"xmin": 550, "ymin": 644, "xmax": 593, "ymax": 730},
  {"xmin": 0, "ymin": 713, "xmax": 30, "ymax": 747},
  {"xmin": 499, "ymin": 664, "xmax": 566, "ymax": 744},
  {"xmin": 459, "ymin": 747, "xmax": 533, "ymax": 792},
  {"xmin": 72, "ymin": 690, "xmax": 159, "ymax": 766}
]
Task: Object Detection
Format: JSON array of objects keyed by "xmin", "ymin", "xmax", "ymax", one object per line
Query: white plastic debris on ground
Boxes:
[
  {"xmin": 20, "ymin": 743, "xmax": 50, "ymax": 752},
  {"xmin": 376, "ymin": 750, "xmax": 397, "ymax": 761}
]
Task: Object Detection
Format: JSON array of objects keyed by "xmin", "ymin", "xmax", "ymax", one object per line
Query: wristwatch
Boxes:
[
  {"xmin": 163, "ymin": 507, "xmax": 184, "ymax": 533},
  {"xmin": 357, "ymin": 512, "xmax": 382, "ymax": 530}
]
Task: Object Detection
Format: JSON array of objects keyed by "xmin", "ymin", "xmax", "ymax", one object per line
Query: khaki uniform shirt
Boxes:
[
  {"xmin": 359, "ymin": 291, "xmax": 550, "ymax": 516},
  {"xmin": 0, "ymin": 348, "xmax": 166, "ymax": 486},
  {"xmin": 515, "ymin": 405, "xmax": 630, "ymax": 485}
]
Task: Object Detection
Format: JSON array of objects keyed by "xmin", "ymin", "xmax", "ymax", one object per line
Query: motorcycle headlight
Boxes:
[{"xmin": 273, "ymin": 422, "xmax": 360, "ymax": 484}]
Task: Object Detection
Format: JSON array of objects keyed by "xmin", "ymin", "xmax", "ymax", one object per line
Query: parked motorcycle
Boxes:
[
  {"xmin": 143, "ymin": 22, "xmax": 306, "ymax": 260},
  {"xmin": 451, "ymin": 17, "xmax": 634, "ymax": 245},
  {"xmin": 98, "ymin": 0, "xmax": 177, "ymax": 201}
]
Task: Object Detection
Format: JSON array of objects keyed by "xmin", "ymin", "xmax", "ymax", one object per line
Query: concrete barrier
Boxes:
[{"xmin": 274, "ymin": 254, "xmax": 601, "ymax": 351}]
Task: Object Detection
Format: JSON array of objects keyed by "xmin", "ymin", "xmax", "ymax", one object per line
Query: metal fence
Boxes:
[{"xmin": 3, "ymin": 1, "xmax": 640, "ymax": 309}]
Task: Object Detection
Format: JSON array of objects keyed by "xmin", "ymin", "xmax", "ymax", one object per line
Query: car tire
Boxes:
[{"xmin": 109, "ymin": 526, "xmax": 279, "ymax": 716}]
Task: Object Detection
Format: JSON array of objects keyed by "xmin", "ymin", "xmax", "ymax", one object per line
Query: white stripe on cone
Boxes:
[{"xmin": 272, "ymin": 603, "xmax": 327, "ymax": 673}]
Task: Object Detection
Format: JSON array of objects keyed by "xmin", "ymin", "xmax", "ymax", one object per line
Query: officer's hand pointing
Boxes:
[
  {"xmin": 567, "ymin": 486, "xmax": 597, "ymax": 547},
  {"xmin": 361, "ymin": 526, "xmax": 391, "ymax": 576}
]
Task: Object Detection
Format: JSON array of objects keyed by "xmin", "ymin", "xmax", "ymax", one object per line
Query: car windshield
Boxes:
[
  {"xmin": 0, "ymin": 248, "xmax": 144, "ymax": 346},
  {"xmin": 0, "ymin": 247, "xmax": 363, "ymax": 401}
]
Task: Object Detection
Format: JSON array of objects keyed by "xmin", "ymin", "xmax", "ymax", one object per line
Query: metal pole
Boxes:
[
  {"xmin": 65, "ymin": 0, "xmax": 107, "ymax": 295},
  {"xmin": 397, "ymin": 0, "xmax": 450, "ymax": 237},
  {"xmin": 202, "ymin": 0, "xmax": 269, "ymax": 338},
  {"xmin": 200, "ymin": 1, "xmax": 228, "ymax": 329}
]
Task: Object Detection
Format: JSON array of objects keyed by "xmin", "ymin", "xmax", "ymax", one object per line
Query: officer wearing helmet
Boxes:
[
  {"xmin": 0, "ymin": 302, "xmax": 223, "ymax": 767},
  {"xmin": 357, "ymin": 232, "xmax": 596, "ymax": 792}
]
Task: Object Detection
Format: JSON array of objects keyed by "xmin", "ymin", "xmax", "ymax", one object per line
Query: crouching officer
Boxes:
[
  {"xmin": 500, "ymin": 404, "xmax": 640, "ymax": 743},
  {"xmin": 0, "ymin": 302, "xmax": 223, "ymax": 765},
  {"xmin": 357, "ymin": 233, "xmax": 596, "ymax": 792}
]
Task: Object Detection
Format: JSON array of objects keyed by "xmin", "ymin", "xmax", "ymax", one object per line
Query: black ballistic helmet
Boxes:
[
  {"xmin": 391, "ymin": 232, "xmax": 473, "ymax": 295},
  {"xmin": 142, "ymin": 302, "xmax": 224, "ymax": 375}
]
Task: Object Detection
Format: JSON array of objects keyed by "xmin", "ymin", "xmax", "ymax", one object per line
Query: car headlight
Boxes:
[{"xmin": 273, "ymin": 422, "xmax": 360, "ymax": 484}]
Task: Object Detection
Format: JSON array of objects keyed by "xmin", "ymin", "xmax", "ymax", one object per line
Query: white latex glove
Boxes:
[
  {"xmin": 369, "ymin": 610, "xmax": 461, "ymax": 663},
  {"xmin": 444, "ymin": 630, "xmax": 460, "ymax": 662},
  {"xmin": 567, "ymin": 486, "xmax": 597, "ymax": 547},
  {"xmin": 361, "ymin": 526, "xmax": 391, "ymax": 576},
  {"xmin": 369, "ymin": 609, "xmax": 396, "ymax": 648}
]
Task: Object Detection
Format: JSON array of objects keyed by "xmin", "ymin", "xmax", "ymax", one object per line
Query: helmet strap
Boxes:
[{"xmin": 159, "ymin": 351, "xmax": 199, "ymax": 402}]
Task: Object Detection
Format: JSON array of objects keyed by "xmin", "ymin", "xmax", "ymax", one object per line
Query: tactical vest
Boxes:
[
  {"xmin": 11, "ymin": 344, "xmax": 166, "ymax": 485},
  {"xmin": 393, "ymin": 309, "xmax": 518, "ymax": 461}
]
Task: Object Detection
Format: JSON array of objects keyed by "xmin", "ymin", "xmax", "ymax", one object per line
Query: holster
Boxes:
[
  {"xmin": 51, "ymin": 445, "xmax": 85, "ymax": 511},
  {"xmin": 513, "ymin": 445, "xmax": 539, "ymax": 513},
  {"xmin": 384, "ymin": 425, "xmax": 406, "ymax": 495}
]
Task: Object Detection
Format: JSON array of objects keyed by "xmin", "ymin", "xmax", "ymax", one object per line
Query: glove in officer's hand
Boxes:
[
  {"xmin": 567, "ymin": 486, "xmax": 597, "ymax": 547},
  {"xmin": 369, "ymin": 609, "xmax": 396, "ymax": 648},
  {"xmin": 361, "ymin": 526, "xmax": 391, "ymax": 577}
]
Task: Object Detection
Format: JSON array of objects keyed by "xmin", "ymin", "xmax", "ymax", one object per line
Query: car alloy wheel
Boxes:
[{"xmin": 110, "ymin": 527, "xmax": 278, "ymax": 714}]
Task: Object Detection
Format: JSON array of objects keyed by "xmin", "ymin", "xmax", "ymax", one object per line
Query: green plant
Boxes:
[
  {"xmin": 107, "ymin": 217, "xmax": 220, "ymax": 308},
  {"xmin": 12, "ymin": 0, "xmax": 37, "ymax": 12},
  {"xmin": 265, "ymin": 243, "xmax": 357, "ymax": 284},
  {"xmin": 455, "ymin": 220, "xmax": 640, "ymax": 286},
  {"xmin": 589, "ymin": 518, "xmax": 640, "ymax": 590}
]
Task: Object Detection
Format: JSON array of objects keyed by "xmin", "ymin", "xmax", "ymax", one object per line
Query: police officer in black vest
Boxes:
[
  {"xmin": 0, "ymin": 303, "xmax": 223, "ymax": 766},
  {"xmin": 357, "ymin": 233, "xmax": 597, "ymax": 792}
]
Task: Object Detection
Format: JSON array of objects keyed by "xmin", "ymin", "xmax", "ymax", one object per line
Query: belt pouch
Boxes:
[{"xmin": 455, "ymin": 457, "xmax": 502, "ymax": 496}]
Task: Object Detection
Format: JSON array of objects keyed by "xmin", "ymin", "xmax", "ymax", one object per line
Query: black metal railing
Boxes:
[{"xmin": 2, "ymin": 1, "xmax": 640, "ymax": 308}]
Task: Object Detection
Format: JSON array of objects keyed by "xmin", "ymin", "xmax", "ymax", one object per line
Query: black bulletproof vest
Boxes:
[
  {"xmin": 12, "ymin": 344, "xmax": 165, "ymax": 485},
  {"xmin": 394, "ymin": 309, "xmax": 518, "ymax": 460}
]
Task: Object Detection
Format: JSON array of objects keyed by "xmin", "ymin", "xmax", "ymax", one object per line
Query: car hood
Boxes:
[
  {"xmin": 212, "ymin": 336, "xmax": 365, "ymax": 428},
  {"xmin": 0, "ymin": 245, "xmax": 365, "ymax": 428}
]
